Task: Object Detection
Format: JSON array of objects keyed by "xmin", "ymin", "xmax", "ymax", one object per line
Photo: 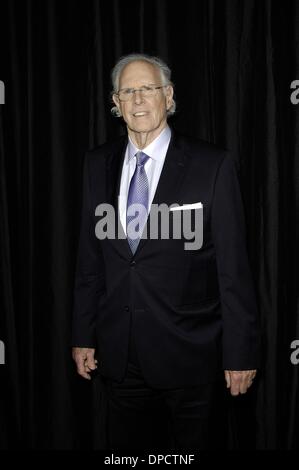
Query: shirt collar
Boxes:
[{"xmin": 127, "ymin": 125, "xmax": 171, "ymax": 163}]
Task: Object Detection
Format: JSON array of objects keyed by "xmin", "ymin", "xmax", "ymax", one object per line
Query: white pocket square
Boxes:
[{"xmin": 170, "ymin": 202, "xmax": 203, "ymax": 211}]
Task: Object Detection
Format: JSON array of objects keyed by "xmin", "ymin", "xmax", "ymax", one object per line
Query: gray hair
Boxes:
[{"xmin": 110, "ymin": 53, "xmax": 176, "ymax": 118}]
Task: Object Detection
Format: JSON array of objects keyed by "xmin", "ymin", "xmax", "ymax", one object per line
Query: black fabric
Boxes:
[
  {"xmin": 0, "ymin": 0, "xmax": 299, "ymax": 450},
  {"xmin": 99, "ymin": 361, "xmax": 214, "ymax": 450}
]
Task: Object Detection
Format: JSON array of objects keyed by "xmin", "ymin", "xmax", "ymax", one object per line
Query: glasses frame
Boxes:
[{"xmin": 115, "ymin": 85, "xmax": 168, "ymax": 102}]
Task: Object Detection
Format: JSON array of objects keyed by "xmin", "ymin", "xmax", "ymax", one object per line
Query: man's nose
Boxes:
[{"xmin": 133, "ymin": 90, "xmax": 144, "ymax": 104}]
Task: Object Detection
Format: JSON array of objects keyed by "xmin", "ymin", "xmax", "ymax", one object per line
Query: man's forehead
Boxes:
[{"xmin": 119, "ymin": 61, "xmax": 159, "ymax": 84}]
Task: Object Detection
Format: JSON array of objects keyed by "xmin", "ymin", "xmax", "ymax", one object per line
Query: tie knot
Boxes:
[{"xmin": 135, "ymin": 151, "xmax": 149, "ymax": 167}]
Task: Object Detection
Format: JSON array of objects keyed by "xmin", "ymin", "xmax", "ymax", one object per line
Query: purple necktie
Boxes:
[{"xmin": 126, "ymin": 151, "xmax": 150, "ymax": 254}]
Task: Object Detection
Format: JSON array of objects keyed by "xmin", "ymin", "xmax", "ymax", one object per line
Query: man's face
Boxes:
[{"xmin": 113, "ymin": 61, "xmax": 173, "ymax": 138}]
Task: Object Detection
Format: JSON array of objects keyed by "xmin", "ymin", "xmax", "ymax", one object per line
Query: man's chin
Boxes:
[{"xmin": 128, "ymin": 125, "xmax": 153, "ymax": 134}]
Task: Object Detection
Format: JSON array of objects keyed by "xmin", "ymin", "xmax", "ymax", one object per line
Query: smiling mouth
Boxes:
[{"xmin": 132, "ymin": 112, "xmax": 148, "ymax": 117}]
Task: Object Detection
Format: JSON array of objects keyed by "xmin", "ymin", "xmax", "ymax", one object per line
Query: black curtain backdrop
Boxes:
[{"xmin": 0, "ymin": 0, "xmax": 298, "ymax": 450}]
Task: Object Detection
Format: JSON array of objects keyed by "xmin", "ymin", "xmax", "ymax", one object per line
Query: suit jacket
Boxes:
[{"xmin": 72, "ymin": 130, "xmax": 260, "ymax": 388}]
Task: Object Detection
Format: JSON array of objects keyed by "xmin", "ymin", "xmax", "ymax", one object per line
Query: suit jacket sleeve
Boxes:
[
  {"xmin": 211, "ymin": 154, "xmax": 261, "ymax": 370},
  {"xmin": 71, "ymin": 153, "xmax": 106, "ymax": 348}
]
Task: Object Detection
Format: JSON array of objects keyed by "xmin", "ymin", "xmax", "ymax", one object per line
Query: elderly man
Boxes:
[{"xmin": 72, "ymin": 53, "xmax": 260, "ymax": 450}]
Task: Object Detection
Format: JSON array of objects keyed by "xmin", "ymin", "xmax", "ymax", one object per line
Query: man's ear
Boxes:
[
  {"xmin": 166, "ymin": 86, "xmax": 174, "ymax": 111},
  {"xmin": 112, "ymin": 94, "xmax": 121, "ymax": 115}
]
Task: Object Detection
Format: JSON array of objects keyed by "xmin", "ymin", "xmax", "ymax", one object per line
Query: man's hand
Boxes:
[
  {"xmin": 72, "ymin": 347, "xmax": 98, "ymax": 380},
  {"xmin": 224, "ymin": 370, "xmax": 257, "ymax": 396}
]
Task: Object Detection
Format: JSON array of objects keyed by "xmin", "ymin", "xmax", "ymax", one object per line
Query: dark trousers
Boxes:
[{"xmin": 100, "ymin": 332, "xmax": 215, "ymax": 450}]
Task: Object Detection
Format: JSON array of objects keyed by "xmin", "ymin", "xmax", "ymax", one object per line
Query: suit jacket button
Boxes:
[
  {"xmin": 130, "ymin": 261, "xmax": 136, "ymax": 267},
  {"xmin": 124, "ymin": 306, "xmax": 130, "ymax": 312}
]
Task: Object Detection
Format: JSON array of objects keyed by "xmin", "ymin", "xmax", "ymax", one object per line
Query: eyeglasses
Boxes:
[{"xmin": 116, "ymin": 85, "xmax": 167, "ymax": 102}]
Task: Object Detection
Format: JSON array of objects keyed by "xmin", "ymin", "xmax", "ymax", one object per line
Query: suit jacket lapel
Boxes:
[{"xmin": 105, "ymin": 136, "xmax": 132, "ymax": 259}]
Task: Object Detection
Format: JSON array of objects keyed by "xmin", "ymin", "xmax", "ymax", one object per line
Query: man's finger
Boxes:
[
  {"xmin": 77, "ymin": 362, "xmax": 91, "ymax": 379},
  {"xmin": 85, "ymin": 359, "xmax": 97, "ymax": 370},
  {"xmin": 86, "ymin": 363, "xmax": 96, "ymax": 370},
  {"xmin": 239, "ymin": 379, "xmax": 249, "ymax": 394},
  {"xmin": 224, "ymin": 370, "xmax": 231, "ymax": 388},
  {"xmin": 230, "ymin": 382, "xmax": 240, "ymax": 396},
  {"xmin": 230, "ymin": 372, "xmax": 242, "ymax": 396},
  {"xmin": 85, "ymin": 351, "xmax": 97, "ymax": 370},
  {"xmin": 75, "ymin": 353, "xmax": 91, "ymax": 378}
]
